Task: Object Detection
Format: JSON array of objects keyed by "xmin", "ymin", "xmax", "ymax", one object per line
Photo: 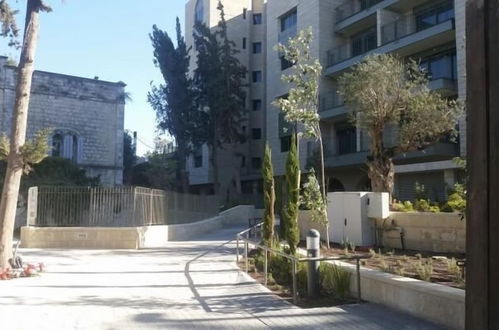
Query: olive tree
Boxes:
[{"xmin": 337, "ymin": 54, "xmax": 462, "ymax": 197}]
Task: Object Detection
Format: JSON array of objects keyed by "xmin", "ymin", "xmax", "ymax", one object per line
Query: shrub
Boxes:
[
  {"xmin": 296, "ymin": 265, "xmax": 308, "ymax": 296},
  {"xmin": 442, "ymin": 192, "xmax": 466, "ymax": 213},
  {"xmin": 415, "ymin": 259, "xmax": 433, "ymax": 282},
  {"xmin": 319, "ymin": 263, "xmax": 351, "ymax": 299},
  {"xmin": 414, "ymin": 199, "xmax": 430, "ymax": 212},
  {"xmin": 269, "ymin": 254, "xmax": 292, "ymax": 286}
]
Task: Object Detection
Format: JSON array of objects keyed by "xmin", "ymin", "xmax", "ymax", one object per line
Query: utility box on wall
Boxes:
[{"xmin": 327, "ymin": 192, "xmax": 389, "ymax": 247}]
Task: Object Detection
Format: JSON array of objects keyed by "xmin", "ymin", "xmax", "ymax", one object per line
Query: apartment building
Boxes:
[
  {"xmin": 185, "ymin": 0, "xmax": 466, "ymax": 202},
  {"xmin": 185, "ymin": 0, "xmax": 267, "ymax": 199}
]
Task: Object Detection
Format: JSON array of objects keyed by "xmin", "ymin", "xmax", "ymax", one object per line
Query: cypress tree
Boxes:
[
  {"xmin": 285, "ymin": 134, "xmax": 300, "ymax": 255},
  {"xmin": 262, "ymin": 144, "xmax": 275, "ymax": 246}
]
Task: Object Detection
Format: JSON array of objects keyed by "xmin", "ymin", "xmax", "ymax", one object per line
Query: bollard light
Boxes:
[{"xmin": 306, "ymin": 229, "xmax": 320, "ymax": 297}]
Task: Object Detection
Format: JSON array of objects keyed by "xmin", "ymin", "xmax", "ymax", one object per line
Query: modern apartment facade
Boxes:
[
  {"xmin": 185, "ymin": 0, "xmax": 466, "ymax": 202},
  {"xmin": 185, "ymin": 0, "xmax": 267, "ymax": 199}
]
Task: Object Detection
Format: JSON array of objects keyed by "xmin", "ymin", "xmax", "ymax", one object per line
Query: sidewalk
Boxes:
[{"xmin": 0, "ymin": 226, "xmax": 442, "ymax": 329}]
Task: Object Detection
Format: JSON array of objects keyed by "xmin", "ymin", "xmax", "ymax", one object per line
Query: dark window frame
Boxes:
[{"xmin": 253, "ymin": 13, "xmax": 262, "ymax": 25}]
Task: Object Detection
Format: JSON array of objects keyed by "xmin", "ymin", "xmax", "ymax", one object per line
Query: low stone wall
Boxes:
[
  {"xmin": 324, "ymin": 258, "xmax": 465, "ymax": 329},
  {"xmin": 377, "ymin": 212, "xmax": 465, "ymax": 253},
  {"xmin": 21, "ymin": 205, "xmax": 257, "ymax": 249}
]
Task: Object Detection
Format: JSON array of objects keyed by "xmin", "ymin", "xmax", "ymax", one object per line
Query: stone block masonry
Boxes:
[{"xmin": 0, "ymin": 56, "xmax": 125, "ymax": 186}]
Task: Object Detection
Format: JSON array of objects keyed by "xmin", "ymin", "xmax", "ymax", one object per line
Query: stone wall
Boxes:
[
  {"xmin": 377, "ymin": 212, "xmax": 466, "ymax": 253},
  {"xmin": 20, "ymin": 205, "xmax": 258, "ymax": 249},
  {"xmin": 0, "ymin": 56, "xmax": 125, "ymax": 186}
]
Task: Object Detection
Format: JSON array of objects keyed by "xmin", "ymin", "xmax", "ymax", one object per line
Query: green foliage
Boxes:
[
  {"xmin": 0, "ymin": 0, "xmax": 20, "ymax": 47},
  {"xmin": 269, "ymin": 254, "xmax": 292, "ymax": 286},
  {"xmin": 337, "ymin": 54, "xmax": 463, "ymax": 195},
  {"xmin": 392, "ymin": 200, "xmax": 414, "ymax": 212},
  {"xmin": 123, "ymin": 131, "xmax": 136, "ymax": 185},
  {"xmin": 414, "ymin": 182, "xmax": 428, "ymax": 201},
  {"xmin": 300, "ymin": 169, "xmax": 327, "ymax": 226},
  {"xmin": 272, "ymin": 27, "xmax": 322, "ymax": 140},
  {"xmin": 148, "ymin": 18, "xmax": 197, "ymax": 191},
  {"xmin": 0, "ymin": 157, "xmax": 100, "ymax": 195},
  {"xmin": 131, "ymin": 151, "xmax": 177, "ymax": 190},
  {"xmin": 0, "ymin": 129, "xmax": 51, "ymax": 174},
  {"xmin": 262, "ymin": 144, "xmax": 275, "ymax": 246},
  {"xmin": 442, "ymin": 192, "xmax": 466, "ymax": 213},
  {"xmin": 319, "ymin": 263, "xmax": 351, "ymax": 299},
  {"xmin": 284, "ymin": 135, "xmax": 300, "ymax": 255},
  {"xmin": 414, "ymin": 199, "xmax": 430, "ymax": 212}
]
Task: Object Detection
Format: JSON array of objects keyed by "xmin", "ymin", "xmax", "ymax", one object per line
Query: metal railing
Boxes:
[
  {"xmin": 381, "ymin": 13, "xmax": 455, "ymax": 45},
  {"xmin": 320, "ymin": 93, "xmax": 344, "ymax": 112},
  {"xmin": 335, "ymin": 0, "xmax": 383, "ymax": 23},
  {"xmin": 30, "ymin": 186, "xmax": 220, "ymax": 227},
  {"xmin": 326, "ymin": 43, "xmax": 350, "ymax": 67},
  {"xmin": 236, "ymin": 223, "xmax": 369, "ymax": 304}
]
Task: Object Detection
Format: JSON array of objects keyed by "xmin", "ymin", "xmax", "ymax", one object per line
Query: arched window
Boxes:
[
  {"xmin": 195, "ymin": 0, "xmax": 204, "ymax": 23},
  {"xmin": 52, "ymin": 134, "xmax": 62, "ymax": 157},
  {"xmin": 51, "ymin": 131, "xmax": 82, "ymax": 164}
]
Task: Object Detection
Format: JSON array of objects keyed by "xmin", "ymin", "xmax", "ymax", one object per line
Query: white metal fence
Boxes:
[{"xmin": 27, "ymin": 186, "xmax": 220, "ymax": 227}]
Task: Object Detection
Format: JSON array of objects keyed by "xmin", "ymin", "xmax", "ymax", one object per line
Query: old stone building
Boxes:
[{"xmin": 0, "ymin": 56, "xmax": 125, "ymax": 186}]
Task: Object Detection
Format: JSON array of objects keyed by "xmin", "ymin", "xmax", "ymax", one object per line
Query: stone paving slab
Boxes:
[{"xmin": 0, "ymin": 227, "xmax": 443, "ymax": 329}]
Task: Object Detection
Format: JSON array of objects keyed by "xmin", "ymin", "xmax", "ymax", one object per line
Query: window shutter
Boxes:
[
  {"xmin": 77, "ymin": 137, "xmax": 84, "ymax": 164},
  {"xmin": 63, "ymin": 135, "xmax": 73, "ymax": 159}
]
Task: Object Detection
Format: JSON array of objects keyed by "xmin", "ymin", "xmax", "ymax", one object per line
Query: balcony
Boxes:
[
  {"xmin": 325, "ymin": 150, "xmax": 369, "ymax": 169},
  {"xmin": 319, "ymin": 94, "xmax": 348, "ymax": 121},
  {"xmin": 394, "ymin": 142, "xmax": 459, "ymax": 165},
  {"xmin": 278, "ymin": 25, "xmax": 297, "ymax": 44},
  {"xmin": 335, "ymin": 0, "xmax": 383, "ymax": 24},
  {"xmin": 325, "ymin": 18, "xmax": 455, "ymax": 76},
  {"xmin": 335, "ymin": 0, "xmax": 388, "ymax": 35}
]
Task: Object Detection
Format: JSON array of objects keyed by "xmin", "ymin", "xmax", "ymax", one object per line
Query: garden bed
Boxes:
[
  {"xmin": 300, "ymin": 242, "xmax": 466, "ymax": 289},
  {"xmin": 237, "ymin": 250, "xmax": 359, "ymax": 308}
]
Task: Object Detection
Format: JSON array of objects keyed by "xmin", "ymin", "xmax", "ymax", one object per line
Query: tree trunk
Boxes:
[
  {"xmin": 0, "ymin": 0, "xmax": 44, "ymax": 271},
  {"xmin": 317, "ymin": 135, "xmax": 330, "ymax": 248},
  {"xmin": 368, "ymin": 155, "xmax": 395, "ymax": 197}
]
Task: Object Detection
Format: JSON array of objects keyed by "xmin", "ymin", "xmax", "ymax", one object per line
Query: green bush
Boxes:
[
  {"xmin": 414, "ymin": 199, "xmax": 430, "ymax": 212},
  {"xmin": 269, "ymin": 254, "xmax": 292, "ymax": 286},
  {"xmin": 442, "ymin": 192, "xmax": 466, "ymax": 213},
  {"xmin": 319, "ymin": 263, "xmax": 351, "ymax": 299},
  {"xmin": 296, "ymin": 265, "xmax": 308, "ymax": 296}
]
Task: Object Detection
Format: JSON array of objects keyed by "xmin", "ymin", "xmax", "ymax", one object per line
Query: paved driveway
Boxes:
[{"xmin": 0, "ymin": 227, "xmax": 442, "ymax": 329}]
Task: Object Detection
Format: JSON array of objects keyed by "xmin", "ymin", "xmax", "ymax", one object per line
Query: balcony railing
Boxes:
[
  {"xmin": 381, "ymin": 12, "xmax": 455, "ymax": 45},
  {"xmin": 326, "ymin": 43, "xmax": 350, "ymax": 67},
  {"xmin": 278, "ymin": 25, "xmax": 297, "ymax": 44},
  {"xmin": 319, "ymin": 93, "xmax": 344, "ymax": 112},
  {"xmin": 335, "ymin": 0, "xmax": 383, "ymax": 23}
]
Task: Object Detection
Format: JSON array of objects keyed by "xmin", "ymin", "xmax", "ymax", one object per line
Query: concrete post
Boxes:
[{"xmin": 307, "ymin": 229, "xmax": 320, "ymax": 297}]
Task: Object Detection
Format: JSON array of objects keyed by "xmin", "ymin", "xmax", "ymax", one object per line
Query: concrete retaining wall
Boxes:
[
  {"xmin": 323, "ymin": 258, "xmax": 465, "ymax": 329},
  {"xmin": 378, "ymin": 212, "xmax": 466, "ymax": 253},
  {"xmin": 21, "ymin": 205, "xmax": 257, "ymax": 249}
]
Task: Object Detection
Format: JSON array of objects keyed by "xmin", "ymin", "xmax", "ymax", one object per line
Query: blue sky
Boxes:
[{"xmin": 0, "ymin": 0, "xmax": 186, "ymax": 155}]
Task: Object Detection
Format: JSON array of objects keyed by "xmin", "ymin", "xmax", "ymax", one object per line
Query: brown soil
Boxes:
[
  {"xmin": 237, "ymin": 261, "xmax": 358, "ymax": 308},
  {"xmin": 298, "ymin": 242, "xmax": 466, "ymax": 290}
]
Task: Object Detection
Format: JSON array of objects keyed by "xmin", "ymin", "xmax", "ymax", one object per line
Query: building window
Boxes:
[
  {"xmin": 352, "ymin": 27, "xmax": 377, "ymax": 57},
  {"xmin": 243, "ymin": 8, "xmax": 247, "ymax": 19},
  {"xmin": 280, "ymin": 55, "xmax": 294, "ymax": 70},
  {"xmin": 193, "ymin": 148, "xmax": 203, "ymax": 168},
  {"xmin": 52, "ymin": 133, "xmax": 62, "ymax": 157},
  {"xmin": 336, "ymin": 125, "xmax": 357, "ymax": 155},
  {"xmin": 252, "ymin": 128, "xmax": 262, "ymax": 140},
  {"xmin": 242, "ymin": 37, "xmax": 247, "ymax": 49},
  {"xmin": 51, "ymin": 131, "xmax": 82, "ymax": 163},
  {"xmin": 253, "ymin": 13, "xmax": 262, "ymax": 25},
  {"xmin": 252, "ymin": 157, "xmax": 262, "ymax": 169},
  {"xmin": 252, "ymin": 42, "xmax": 262, "ymax": 54},
  {"xmin": 280, "ymin": 136, "xmax": 292, "ymax": 152},
  {"xmin": 415, "ymin": 0, "xmax": 454, "ymax": 32},
  {"xmin": 280, "ymin": 9, "xmax": 297, "ymax": 32},
  {"xmin": 241, "ymin": 156, "xmax": 246, "ymax": 168},
  {"xmin": 252, "ymin": 71, "xmax": 262, "ymax": 83},
  {"xmin": 252, "ymin": 99, "xmax": 262, "ymax": 111},
  {"xmin": 419, "ymin": 50, "xmax": 457, "ymax": 80},
  {"xmin": 195, "ymin": 0, "xmax": 204, "ymax": 23}
]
